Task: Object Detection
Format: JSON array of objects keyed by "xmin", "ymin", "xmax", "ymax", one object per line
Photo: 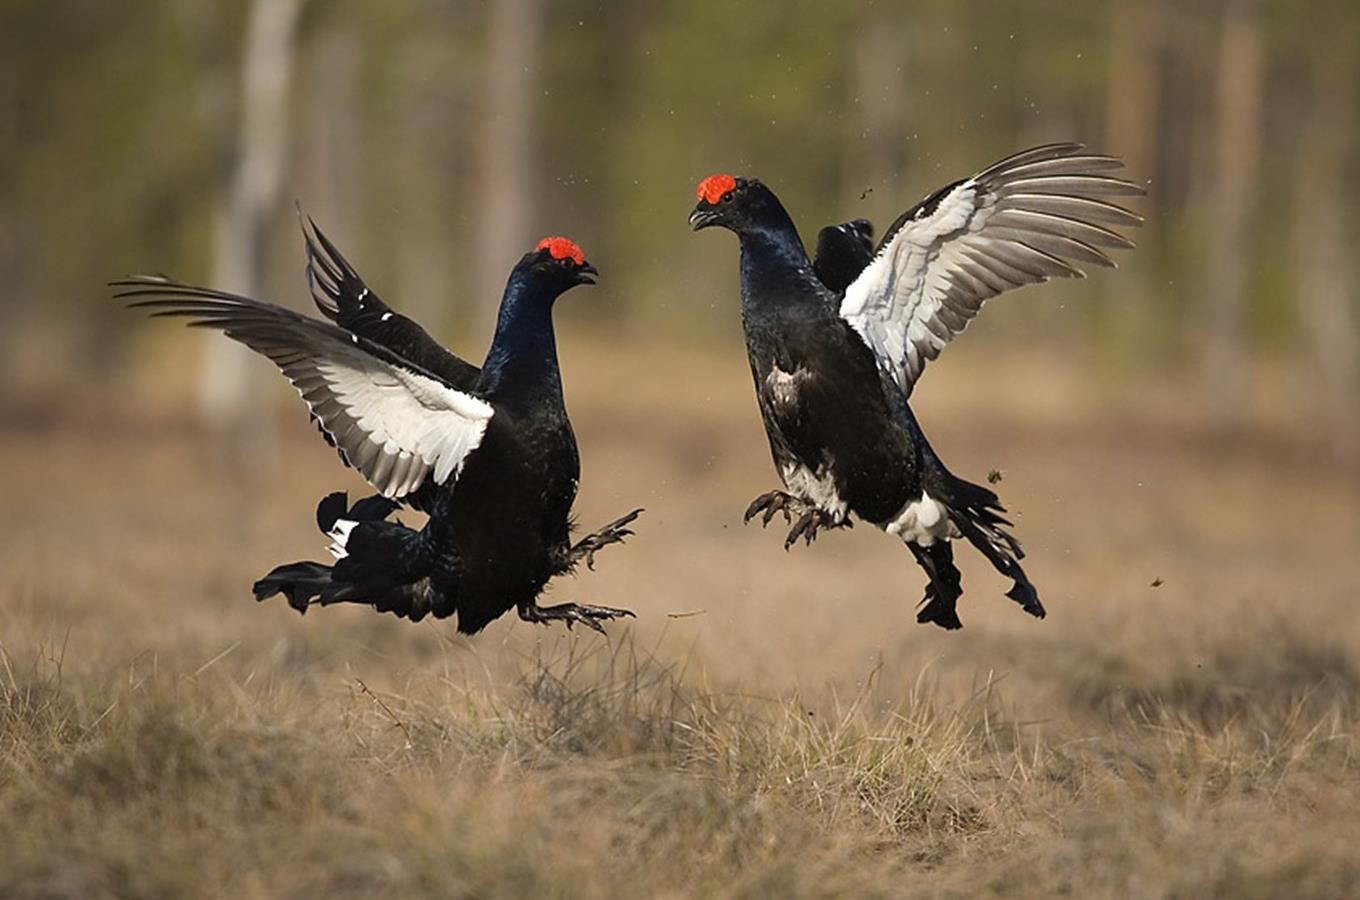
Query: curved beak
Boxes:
[
  {"xmin": 576, "ymin": 261, "xmax": 598, "ymax": 285},
  {"xmin": 689, "ymin": 205, "xmax": 719, "ymax": 231}
]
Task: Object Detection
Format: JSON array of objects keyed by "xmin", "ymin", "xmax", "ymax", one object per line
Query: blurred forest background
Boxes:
[
  {"xmin": 2, "ymin": 0, "xmax": 1358, "ymax": 465},
  {"xmin": 5, "ymin": 4, "xmax": 1360, "ymax": 894}
]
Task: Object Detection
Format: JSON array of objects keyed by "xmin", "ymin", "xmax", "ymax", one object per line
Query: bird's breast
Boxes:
[{"xmin": 765, "ymin": 363, "xmax": 810, "ymax": 411}]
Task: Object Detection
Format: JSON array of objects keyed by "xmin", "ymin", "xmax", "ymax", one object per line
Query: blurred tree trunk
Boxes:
[
  {"xmin": 390, "ymin": 34, "xmax": 461, "ymax": 334},
  {"xmin": 476, "ymin": 0, "xmax": 541, "ymax": 328},
  {"xmin": 1202, "ymin": 0, "xmax": 1262, "ymax": 429},
  {"xmin": 1102, "ymin": 0, "xmax": 1161, "ymax": 365},
  {"xmin": 1292, "ymin": 38, "xmax": 1359, "ymax": 468},
  {"xmin": 199, "ymin": 0, "xmax": 305, "ymax": 441},
  {"xmin": 1105, "ymin": 2, "xmax": 1159, "ymax": 189},
  {"xmin": 297, "ymin": 16, "xmax": 362, "ymax": 242}
]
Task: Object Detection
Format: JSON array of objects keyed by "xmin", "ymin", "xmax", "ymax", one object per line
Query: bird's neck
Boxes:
[
  {"xmin": 479, "ymin": 274, "xmax": 563, "ymax": 402},
  {"xmin": 738, "ymin": 217, "xmax": 818, "ymax": 311}
]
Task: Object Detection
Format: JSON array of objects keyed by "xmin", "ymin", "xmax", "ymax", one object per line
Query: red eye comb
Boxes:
[
  {"xmin": 535, "ymin": 236, "xmax": 585, "ymax": 266},
  {"xmin": 696, "ymin": 174, "xmax": 737, "ymax": 205}
]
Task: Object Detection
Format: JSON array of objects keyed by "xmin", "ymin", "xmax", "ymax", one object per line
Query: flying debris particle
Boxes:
[
  {"xmin": 667, "ymin": 609, "xmax": 708, "ymax": 619},
  {"xmin": 1150, "ymin": 577, "xmax": 1164, "ymax": 588},
  {"xmin": 987, "ymin": 469, "xmax": 1003, "ymax": 484},
  {"xmin": 860, "ymin": 187, "xmax": 873, "ymax": 200}
]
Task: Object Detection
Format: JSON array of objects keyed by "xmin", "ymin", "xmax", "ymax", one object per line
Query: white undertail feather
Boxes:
[
  {"xmin": 326, "ymin": 518, "xmax": 357, "ymax": 560},
  {"xmin": 885, "ymin": 492, "xmax": 959, "ymax": 546}
]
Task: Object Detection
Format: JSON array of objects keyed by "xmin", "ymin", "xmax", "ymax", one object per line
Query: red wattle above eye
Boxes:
[
  {"xmin": 696, "ymin": 174, "xmax": 737, "ymax": 205},
  {"xmin": 535, "ymin": 236, "xmax": 586, "ymax": 266}
]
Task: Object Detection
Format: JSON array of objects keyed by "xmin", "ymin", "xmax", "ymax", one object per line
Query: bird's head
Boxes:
[
  {"xmin": 519, "ymin": 236, "xmax": 598, "ymax": 296},
  {"xmin": 688, "ymin": 174, "xmax": 781, "ymax": 235}
]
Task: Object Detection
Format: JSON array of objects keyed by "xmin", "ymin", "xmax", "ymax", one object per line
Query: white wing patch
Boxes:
[
  {"xmin": 115, "ymin": 280, "xmax": 494, "ymax": 500},
  {"xmin": 291, "ymin": 350, "xmax": 493, "ymax": 497},
  {"xmin": 840, "ymin": 143, "xmax": 1143, "ymax": 396}
]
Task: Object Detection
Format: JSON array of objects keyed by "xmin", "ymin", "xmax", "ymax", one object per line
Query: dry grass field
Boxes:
[{"xmin": 2, "ymin": 334, "xmax": 1358, "ymax": 898}]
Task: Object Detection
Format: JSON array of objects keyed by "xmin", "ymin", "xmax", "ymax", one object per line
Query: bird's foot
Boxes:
[
  {"xmin": 782, "ymin": 508, "xmax": 849, "ymax": 550},
  {"xmin": 567, "ymin": 508, "xmax": 644, "ymax": 570},
  {"xmin": 743, "ymin": 490, "xmax": 806, "ymax": 526},
  {"xmin": 518, "ymin": 600, "xmax": 636, "ymax": 635},
  {"xmin": 915, "ymin": 583, "xmax": 963, "ymax": 630}
]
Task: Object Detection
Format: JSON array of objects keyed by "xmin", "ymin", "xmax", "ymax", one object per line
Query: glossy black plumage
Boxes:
[
  {"xmin": 811, "ymin": 219, "xmax": 874, "ymax": 293},
  {"xmin": 302, "ymin": 214, "xmax": 480, "ymax": 389},
  {"xmin": 118, "ymin": 227, "xmax": 640, "ymax": 634},
  {"xmin": 692, "ymin": 146, "xmax": 1142, "ymax": 629}
]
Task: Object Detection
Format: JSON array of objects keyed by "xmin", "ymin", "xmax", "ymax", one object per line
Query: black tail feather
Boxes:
[
  {"xmin": 316, "ymin": 490, "xmax": 399, "ymax": 534},
  {"xmin": 315, "ymin": 492, "xmax": 348, "ymax": 534},
  {"xmin": 938, "ymin": 473, "xmax": 1046, "ymax": 621},
  {"xmin": 253, "ymin": 492, "xmax": 432, "ymax": 619},
  {"xmin": 253, "ymin": 561, "xmax": 333, "ymax": 614}
]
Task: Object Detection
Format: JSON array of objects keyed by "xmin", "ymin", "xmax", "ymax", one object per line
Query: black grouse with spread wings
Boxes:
[
  {"xmin": 118, "ymin": 228, "xmax": 641, "ymax": 634},
  {"xmin": 690, "ymin": 145, "xmax": 1143, "ymax": 629}
]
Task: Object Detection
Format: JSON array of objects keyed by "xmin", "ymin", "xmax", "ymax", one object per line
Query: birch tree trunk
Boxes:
[
  {"xmin": 1202, "ymin": 0, "xmax": 1263, "ymax": 429},
  {"xmin": 476, "ymin": 0, "xmax": 541, "ymax": 329},
  {"xmin": 198, "ymin": 0, "xmax": 305, "ymax": 439},
  {"xmin": 1103, "ymin": 0, "xmax": 1161, "ymax": 364},
  {"xmin": 1292, "ymin": 38, "xmax": 1359, "ymax": 467}
]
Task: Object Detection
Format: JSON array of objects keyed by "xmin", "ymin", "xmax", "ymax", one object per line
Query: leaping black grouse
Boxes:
[
  {"xmin": 690, "ymin": 144, "xmax": 1143, "ymax": 629},
  {"xmin": 116, "ymin": 226, "xmax": 641, "ymax": 634}
]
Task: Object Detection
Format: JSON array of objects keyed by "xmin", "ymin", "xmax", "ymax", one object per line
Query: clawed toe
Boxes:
[
  {"xmin": 784, "ymin": 510, "xmax": 817, "ymax": 549},
  {"xmin": 782, "ymin": 509, "xmax": 845, "ymax": 550},
  {"xmin": 745, "ymin": 492, "xmax": 847, "ymax": 548},
  {"xmin": 568, "ymin": 508, "xmax": 644, "ymax": 570},
  {"xmin": 519, "ymin": 601, "xmax": 636, "ymax": 634},
  {"xmin": 744, "ymin": 490, "xmax": 798, "ymax": 526}
]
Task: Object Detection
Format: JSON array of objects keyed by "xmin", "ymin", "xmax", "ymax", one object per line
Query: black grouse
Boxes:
[
  {"xmin": 115, "ymin": 226, "xmax": 641, "ymax": 634},
  {"xmin": 689, "ymin": 144, "xmax": 1142, "ymax": 629}
]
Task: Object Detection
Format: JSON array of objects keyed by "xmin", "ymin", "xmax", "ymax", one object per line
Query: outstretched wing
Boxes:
[
  {"xmin": 301, "ymin": 214, "xmax": 482, "ymax": 390},
  {"xmin": 840, "ymin": 144, "xmax": 1143, "ymax": 395},
  {"xmin": 812, "ymin": 219, "xmax": 875, "ymax": 293},
  {"xmin": 115, "ymin": 277, "xmax": 494, "ymax": 499}
]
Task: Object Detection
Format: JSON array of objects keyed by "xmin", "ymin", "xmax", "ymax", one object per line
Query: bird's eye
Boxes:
[{"xmin": 721, "ymin": 192, "xmax": 733, "ymax": 203}]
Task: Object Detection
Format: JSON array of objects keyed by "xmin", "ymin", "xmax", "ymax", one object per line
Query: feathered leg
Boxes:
[
  {"xmin": 744, "ymin": 491, "xmax": 852, "ymax": 549},
  {"xmin": 908, "ymin": 541, "xmax": 964, "ymax": 630}
]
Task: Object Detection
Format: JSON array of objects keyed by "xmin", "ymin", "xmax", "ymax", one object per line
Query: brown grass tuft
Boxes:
[{"xmin": 2, "ymin": 348, "xmax": 1358, "ymax": 897}]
